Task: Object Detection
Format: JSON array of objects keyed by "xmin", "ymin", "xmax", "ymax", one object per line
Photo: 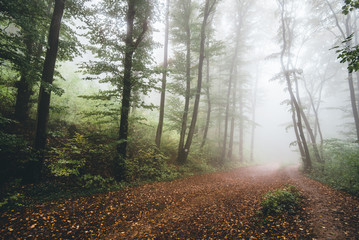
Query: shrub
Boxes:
[
  {"xmin": 78, "ymin": 174, "xmax": 117, "ymax": 191},
  {"xmin": 0, "ymin": 131, "xmax": 38, "ymax": 189},
  {"xmin": 47, "ymin": 133, "xmax": 115, "ymax": 177},
  {"xmin": 310, "ymin": 139, "xmax": 359, "ymax": 195},
  {"xmin": 0, "ymin": 179, "xmax": 24, "ymax": 210},
  {"xmin": 0, "ymin": 84, "xmax": 16, "ymax": 115},
  {"xmin": 126, "ymin": 149, "xmax": 179, "ymax": 182},
  {"xmin": 48, "ymin": 133, "xmax": 87, "ymax": 177},
  {"xmin": 260, "ymin": 185, "xmax": 301, "ymax": 215}
]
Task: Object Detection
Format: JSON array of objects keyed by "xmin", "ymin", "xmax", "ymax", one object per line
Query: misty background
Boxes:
[{"xmin": 68, "ymin": 0, "xmax": 350, "ymax": 165}]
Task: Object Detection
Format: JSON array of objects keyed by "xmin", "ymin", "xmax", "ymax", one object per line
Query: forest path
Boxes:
[
  {"xmin": 1, "ymin": 164, "xmax": 359, "ymax": 239},
  {"xmin": 284, "ymin": 165, "xmax": 359, "ymax": 239}
]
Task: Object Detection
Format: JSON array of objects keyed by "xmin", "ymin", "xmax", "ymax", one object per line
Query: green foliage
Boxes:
[
  {"xmin": 0, "ymin": 179, "xmax": 24, "ymax": 210},
  {"xmin": 78, "ymin": 174, "xmax": 117, "ymax": 191},
  {"xmin": 180, "ymin": 158, "xmax": 216, "ymax": 177},
  {"xmin": 0, "ymin": 64, "xmax": 17, "ymax": 113},
  {"xmin": 47, "ymin": 133, "xmax": 115, "ymax": 177},
  {"xmin": 48, "ymin": 133, "xmax": 87, "ymax": 177},
  {"xmin": 0, "ymin": 0, "xmax": 49, "ymax": 76},
  {"xmin": 183, "ymin": 143, "xmax": 217, "ymax": 173},
  {"xmin": 0, "ymin": 0, "xmax": 83, "ymax": 123},
  {"xmin": 0, "ymin": 192, "xmax": 24, "ymax": 209},
  {"xmin": 165, "ymin": 96, "xmax": 187, "ymax": 132},
  {"xmin": 49, "ymin": 63, "xmax": 116, "ymax": 128},
  {"xmin": 333, "ymin": 34, "xmax": 359, "ymax": 73},
  {"xmin": 334, "ymin": 0, "xmax": 359, "ymax": 73},
  {"xmin": 80, "ymin": 0, "xmax": 159, "ymax": 116},
  {"xmin": 260, "ymin": 185, "xmax": 301, "ymax": 215},
  {"xmin": 342, "ymin": 0, "xmax": 359, "ymax": 15},
  {"xmin": 0, "ymin": 130, "xmax": 38, "ymax": 187},
  {"xmin": 126, "ymin": 149, "xmax": 179, "ymax": 182},
  {"xmin": 310, "ymin": 139, "xmax": 359, "ymax": 195}
]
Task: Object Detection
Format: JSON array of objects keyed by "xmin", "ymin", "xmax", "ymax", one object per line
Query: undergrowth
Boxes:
[
  {"xmin": 309, "ymin": 139, "xmax": 359, "ymax": 196},
  {"xmin": 1, "ymin": 129, "xmax": 219, "ymax": 211},
  {"xmin": 259, "ymin": 185, "xmax": 302, "ymax": 215}
]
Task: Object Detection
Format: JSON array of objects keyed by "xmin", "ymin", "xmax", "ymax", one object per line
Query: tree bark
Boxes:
[
  {"xmin": 155, "ymin": 0, "xmax": 170, "ymax": 148},
  {"xmin": 250, "ymin": 74, "xmax": 258, "ymax": 162},
  {"xmin": 325, "ymin": 0, "xmax": 359, "ymax": 141},
  {"xmin": 14, "ymin": 75, "xmax": 32, "ymax": 122},
  {"xmin": 228, "ymin": 64, "xmax": 237, "ymax": 160},
  {"xmin": 201, "ymin": 43, "xmax": 211, "ymax": 149},
  {"xmin": 221, "ymin": 25, "xmax": 240, "ymax": 163},
  {"xmin": 116, "ymin": 0, "xmax": 149, "ymax": 180},
  {"xmin": 345, "ymin": 16, "xmax": 359, "ymax": 141},
  {"xmin": 14, "ymin": 2, "xmax": 51, "ymax": 123},
  {"xmin": 15, "ymin": 37, "xmax": 32, "ymax": 123},
  {"xmin": 178, "ymin": 0, "xmax": 216, "ymax": 164},
  {"xmin": 293, "ymin": 73, "xmax": 323, "ymax": 163},
  {"xmin": 303, "ymin": 78, "xmax": 324, "ymax": 159},
  {"xmin": 278, "ymin": 0, "xmax": 312, "ymax": 172},
  {"xmin": 238, "ymin": 84, "xmax": 244, "ymax": 163},
  {"xmin": 34, "ymin": 0, "xmax": 65, "ymax": 151},
  {"xmin": 177, "ymin": 0, "xmax": 192, "ymax": 164},
  {"xmin": 291, "ymin": 101, "xmax": 306, "ymax": 162},
  {"xmin": 348, "ymin": 71, "xmax": 359, "ymax": 141}
]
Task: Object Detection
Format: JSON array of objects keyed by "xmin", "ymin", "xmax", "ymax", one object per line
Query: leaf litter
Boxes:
[{"xmin": 1, "ymin": 165, "xmax": 359, "ymax": 239}]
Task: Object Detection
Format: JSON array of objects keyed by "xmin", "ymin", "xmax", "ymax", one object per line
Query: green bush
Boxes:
[
  {"xmin": 47, "ymin": 133, "xmax": 115, "ymax": 177},
  {"xmin": 78, "ymin": 174, "xmax": 117, "ymax": 191},
  {"xmin": 260, "ymin": 185, "xmax": 301, "ymax": 215},
  {"xmin": 0, "ymin": 179, "xmax": 24, "ymax": 210},
  {"xmin": 0, "ymin": 131, "xmax": 38, "ymax": 188},
  {"xmin": 126, "ymin": 149, "xmax": 179, "ymax": 182},
  {"xmin": 310, "ymin": 139, "xmax": 359, "ymax": 195},
  {"xmin": 48, "ymin": 133, "xmax": 87, "ymax": 177},
  {"xmin": 0, "ymin": 83, "xmax": 16, "ymax": 115}
]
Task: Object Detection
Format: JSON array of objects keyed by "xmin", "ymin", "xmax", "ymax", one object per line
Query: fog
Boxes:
[
  {"xmin": 145, "ymin": 0, "xmax": 350, "ymax": 164},
  {"xmin": 66, "ymin": 0, "xmax": 356, "ymax": 167}
]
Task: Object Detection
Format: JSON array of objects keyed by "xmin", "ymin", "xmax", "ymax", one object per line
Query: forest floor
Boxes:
[{"xmin": 1, "ymin": 164, "xmax": 359, "ymax": 239}]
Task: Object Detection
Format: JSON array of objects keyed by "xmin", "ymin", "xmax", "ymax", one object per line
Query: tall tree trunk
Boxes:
[
  {"xmin": 222, "ymin": 62, "xmax": 234, "ymax": 161},
  {"xmin": 178, "ymin": 0, "xmax": 216, "ymax": 164},
  {"xmin": 348, "ymin": 71, "xmax": 359, "ymax": 141},
  {"xmin": 286, "ymin": 78, "xmax": 312, "ymax": 171},
  {"xmin": 117, "ymin": 0, "xmax": 136, "ymax": 167},
  {"xmin": 201, "ymin": 44, "xmax": 211, "ymax": 149},
  {"xmin": 228, "ymin": 65, "xmax": 237, "ymax": 160},
  {"xmin": 177, "ymin": 1, "xmax": 192, "ymax": 164},
  {"xmin": 354, "ymin": 11, "xmax": 359, "ymax": 111},
  {"xmin": 291, "ymin": 101, "xmax": 306, "ymax": 162},
  {"xmin": 250, "ymin": 74, "xmax": 258, "ymax": 162},
  {"xmin": 345, "ymin": 16, "xmax": 359, "ymax": 141},
  {"xmin": 14, "ymin": 38, "xmax": 32, "ymax": 123},
  {"xmin": 14, "ymin": 75, "xmax": 32, "ymax": 122},
  {"xmin": 326, "ymin": 0, "xmax": 359, "ymax": 141},
  {"xmin": 278, "ymin": 0, "xmax": 311, "ymax": 172},
  {"xmin": 293, "ymin": 74, "xmax": 323, "ymax": 163},
  {"xmin": 155, "ymin": 0, "xmax": 170, "ymax": 148},
  {"xmin": 14, "ymin": 1, "xmax": 51, "ymax": 123},
  {"xmin": 117, "ymin": 0, "xmax": 149, "ymax": 180},
  {"xmin": 238, "ymin": 87, "xmax": 244, "ymax": 162},
  {"xmin": 34, "ymin": 0, "xmax": 65, "ymax": 151},
  {"xmin": 221, "ymin": 28, "xmax": 240, "ymax": 163},
  {"xmin": 303, "ymin": 78, "xmax": 324, "ymax": 159}
]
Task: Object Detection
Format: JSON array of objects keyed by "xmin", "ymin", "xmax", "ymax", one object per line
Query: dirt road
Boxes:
[{"xmin": 1, "ymin": 164, "xmax": 359, "ymax": 239}]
